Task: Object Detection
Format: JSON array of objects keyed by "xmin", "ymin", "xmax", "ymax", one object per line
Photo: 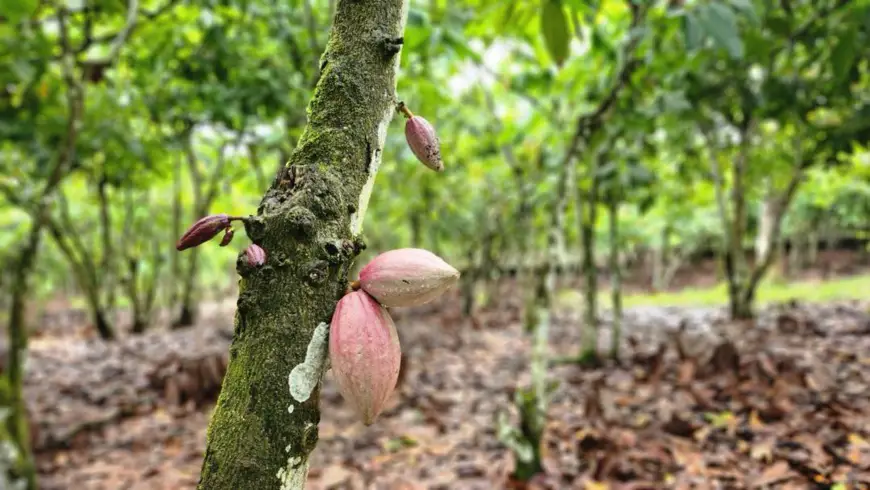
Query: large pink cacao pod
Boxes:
[
  {"xmin": 328, "ymin": 290, "xmax": 401, "ymax": 425},
  {"xmin": 359, "ymin": 248, "xmax": 460, "ymax": 308}
]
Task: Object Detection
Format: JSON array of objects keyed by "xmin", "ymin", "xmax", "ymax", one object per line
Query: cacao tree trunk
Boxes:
[
  {"xmin": 5, "ymin": 224, "xmax": 40, "ymax": 490},
  {"xmin": 97, "ymin": 176, "xmax": 117, "ymax": 321},
  {"xmin": 607, "ymin": 199, "xmax": 622, "ymax": 358},
  {"xmin": 578, "ymin": 152, "xmax": 601, "ymax": 362},
  {"xmin": 197, "ymin": 2, "xmax": 408, "ymax": 488},
  {"xmin": 175, "ymin": 140, "xmax": 233, "ymax": 328},
  {"xmin": 169, "ymin": 154, "xmax": 183, "ymax": 311}
]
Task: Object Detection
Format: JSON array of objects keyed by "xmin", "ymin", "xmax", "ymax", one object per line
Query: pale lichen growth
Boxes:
[
  {"xmin": 276, "ymin": 456, "xmax": 308, "ymax": 490},
  {"xmin": 288, "ymin": 322, "xmax": 329, "ymax": 403}
]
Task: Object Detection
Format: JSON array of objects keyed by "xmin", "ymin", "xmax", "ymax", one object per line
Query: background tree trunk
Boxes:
[{"xmin": 197, "ymin": 2, "xmax": 408, "ymax": 488}]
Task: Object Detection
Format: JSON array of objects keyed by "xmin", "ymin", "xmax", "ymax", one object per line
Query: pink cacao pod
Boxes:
[
  {"xmin": 176, "ymin": 214, "xmax": 230, "ymax": 251},
  {"xmin": 359, "ymin": 248, "xmax": 460, "ymax": 308},
  {"xmin": 245, "ymin": 244, "xmax": 266, "ymax": 266},
  {"xmin": 405, "ymin": 116, "xmax": 443, "ymax": 172},
  {"xmin": 329, "ymin": 290, "xmax": 401, "ymax": 425}
]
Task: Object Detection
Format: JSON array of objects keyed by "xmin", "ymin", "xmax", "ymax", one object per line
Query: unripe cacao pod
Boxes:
[
  {"xmin": 176, "ymin": 214, "xmax": 231, "ymax": 251},
  {"xmin": 329, "ymin": 290, "xmax": 401, "ymax": 425},
  {"xmin": 405, "ymin": 116, "xmax": 443, "ymax": 172},
  {"xmin": 219, "ymin": 228, "xmax": 234, "ymax": 247},
  {"xmin": 359, "ymin": 248, "xmax": 460, "ymax": 308},
  {"xmin": 245, "ymin": 244, "xmax": 266, "ymax": 266}
]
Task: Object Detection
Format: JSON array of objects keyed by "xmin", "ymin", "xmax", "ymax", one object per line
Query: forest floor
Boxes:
[{"xmin": 24, "ymin": 250, "xmax": 870, "ymax": 489}]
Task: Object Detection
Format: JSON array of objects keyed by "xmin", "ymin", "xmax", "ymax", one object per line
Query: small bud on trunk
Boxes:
[
  {"xmin": 219, "ymin": 228, "xmax": 234, "ymax": 247},
  {"xmin": 359, "ymin": 248, "xmax": 460, "ymax": 308},
  {"xmin": 176, "ymin": 214, "xmax": 231, "ymax": 251},
  {"xmin": 329, "ymin": 290, "xmax": 401, "ymax": 425},
  {"xmin": 405, "ymin": 116, "xmax": 443, "ymax": 172},
  {"xmin": 245, "ymin": 244, "xmax": 266, "ymax": 266}
]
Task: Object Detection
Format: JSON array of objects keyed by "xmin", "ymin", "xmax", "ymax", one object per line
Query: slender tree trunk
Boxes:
[
  {"xmin": 461, "ymin": 250, "xmax": 476, "ymax": 317},
  {"xmin": 169, "ymin": 154, "xmax": 182, "ymax": 313},
  {"xmin": 97, "ymin": 176, "xmax": 116, "ymax": 323},
  {"xmin": 45, "ymin": 216, "xmax": 117, "ymax": 340},
  {"xmin": 5, "ymin": 224, "xmax": 40, "ymax": 490},
  {"xmin": 579, "ymin": 154, "xmax": 601, "ymax": 361},
  {"xmin": 175, "ymin": 141, "xmax": 232, "ymax": 328},
  {"xmin": 1, "ymin": 12, "xmax": 84, "ymax": 485},
  {"xmin": 755, "ymin": 180, "xmax": 775, "ymax": 263},
  {"xmin": 174, "ymin": 249, "xmax": 200, "ymax": 328},
  {"xmin": 197, "ymin": 3, "xmax": 408, "ymax": 488},
  {"xmin": 409, "ymin": 211, "xmax": 421, "ymax": 246},
  {"xmin": 651, "ymin": 224, "xmax": 672, "ymax": 291},
  {"xmin": 607, "ymin": 200, "xmax": 622, "ymax": 358}
]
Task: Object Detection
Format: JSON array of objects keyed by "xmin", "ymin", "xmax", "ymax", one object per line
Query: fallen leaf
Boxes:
[{"xmin": 752, "ymin": 460, "xmax": 794, "ymax": 487}]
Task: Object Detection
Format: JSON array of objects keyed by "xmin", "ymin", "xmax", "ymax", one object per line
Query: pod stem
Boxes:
[
  {"xmin": 350, "ymin": 280, "xmax": 361, "ymax": 291},
  {"xmin": 397, "ymin": 101, "xmax": 414, "ymax": 119}
]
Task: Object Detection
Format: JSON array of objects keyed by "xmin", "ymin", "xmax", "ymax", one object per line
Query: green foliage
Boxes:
[
  {"xmin": 1, "ymin": 0, "xmax": 870, "ymax": 325},
  {"xmin": 540, "ymin": 0, "xmax": 571, "ymax": 67}
]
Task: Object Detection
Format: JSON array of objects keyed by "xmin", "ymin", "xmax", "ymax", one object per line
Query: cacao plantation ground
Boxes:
[{"xmin": 24, "ymin": 253, "xmax": 870, "ymax": 489}]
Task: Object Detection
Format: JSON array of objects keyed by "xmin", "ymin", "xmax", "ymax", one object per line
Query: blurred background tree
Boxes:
[{"xmin": 2, "ymin": 0, "xmax": 870, "ymax": 487}]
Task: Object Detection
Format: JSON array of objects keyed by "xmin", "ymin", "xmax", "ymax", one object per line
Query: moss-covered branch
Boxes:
[{"xmin": 197, "ymin": 1, "xmax": 408, "ymax": 488}]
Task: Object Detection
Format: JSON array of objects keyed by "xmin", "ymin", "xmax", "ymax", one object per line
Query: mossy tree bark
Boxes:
[{"xmin": 197, "ymin": 1, "xmax": 408, "ymax": 489}]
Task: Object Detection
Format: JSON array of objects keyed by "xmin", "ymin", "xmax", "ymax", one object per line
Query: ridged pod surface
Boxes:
[
  {"xmin": 359, "ymin": 248, "xmax": 460, "ymax": 308},
  {"xmin": 245, "ymin": 244, "xmax": 266, "ymax": 266},
  {"xmin": 176, "ymin": 214, "xmax": 230, "ymax": 251},
  {"xmin": 329, "ymin": 290, "xmax": 401, "ymax": 425}
]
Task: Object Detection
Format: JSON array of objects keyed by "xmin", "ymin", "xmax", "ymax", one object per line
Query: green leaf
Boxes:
[
  {"xmin": 682, "ymin": 12, "xmax": 704, "ymax": 52},
  {"xmin": 830, "ymin": 25, "xmax": 857, "ymax": 87},
  {"xmin": 1, "ymin": 0, "xmax": 38, "ymax": 23},
  {"xmin": 540, "ymin": 0, "xmax": 571, "ymax": 67},
  {"xmin": 696, "ymin": 3, "xmax": 744, "ymax": 59},
  {"xmin": 728, "ymin": 0, "xmax": 759, "ymax": 25},
  {"xmin": 442, "ymin": 28, "xmax": 484, "ymax": 64}
]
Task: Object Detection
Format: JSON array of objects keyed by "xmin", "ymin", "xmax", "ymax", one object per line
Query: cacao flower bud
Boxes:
[
  {"xmin": 245, "ymin": 244, "xmax": 266, "ymax": 266},
  {"xmin": 329, "ymin": 290, "xmax": 401, "ymax": 425},
  {"xmin": 219, "ymin": 228, "xmax": 234, "ymax": 247},
  {"xmin": 176, "ymin": 214, "xmax": 231, "ymax": 251},
  {"xmin": 359, "ymin": 248, "xmax": 460, "ymax": 308},
  {"xmin": 405, "ymin": 116, "xmax": 443, "ymax": 172}
]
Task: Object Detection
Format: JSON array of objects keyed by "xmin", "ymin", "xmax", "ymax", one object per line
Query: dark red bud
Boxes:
[
  {"xmin": 176, "ymin": 214, "xmax": 231, "ymax": 251},
  {"xmin": 219, "ymin": 228, "xmax": 234, "ymax": 247},
  {"xmin": 245, "ymin": 244, "xmax": 266, "ymax": 266}
]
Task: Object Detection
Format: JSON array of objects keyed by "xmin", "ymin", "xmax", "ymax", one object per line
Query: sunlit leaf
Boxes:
[{"xmin": 540, "ymin": 0, "xmax": 571, "ymax": 67}]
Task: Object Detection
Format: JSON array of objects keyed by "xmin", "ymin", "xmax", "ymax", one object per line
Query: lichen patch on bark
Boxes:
[
  {"xmin": 288, "ymin": 322, "xmax": 330, "ymax": 403},
  {"xmin": 276, "ymin": 456, "xmax": 307, "ymax": 490}
]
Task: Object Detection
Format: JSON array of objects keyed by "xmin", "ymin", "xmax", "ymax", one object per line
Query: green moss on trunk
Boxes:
[{"xmin": 197, "ymin": 1, "xmax": 408, "ymax": 489}]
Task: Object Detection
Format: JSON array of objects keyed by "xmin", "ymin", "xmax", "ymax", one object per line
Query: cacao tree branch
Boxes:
[
  {"xmin": 72, "ymin": 0, "xmax": 179, "ymax": 57},
  {"xmin": 742, "ymin": 147, "xmax": 812, "ymax": 304},
  {"xmin": 197, "ymin": 1, "xmax": 409, "ymax": 488},
  {"xmin": 559, "ymin": 1, "xmax": 645, "ymax": 170}
]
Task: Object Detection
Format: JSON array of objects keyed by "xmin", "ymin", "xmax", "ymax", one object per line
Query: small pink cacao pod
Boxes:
[
  {"xmin": 329, "ymin": 290, "xmax": 401, "ymax": 425},
  {"xmin": 176, "ymin": 214, "xmax": 231, "ymax": 251},
  {"xmin": 218, "ymin": 228, "xmax": 234, "ymax": 247},
  {"xmin": 245, "ymin": 244, "xmax": 266, "ymax": 266},
  {"xmin": 359, "ymin": 248, "xmax": 460, "ymax": 308},
  {"xmin": 405, "ymin": 116, "xmax": 443, "ymax": 172}
]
